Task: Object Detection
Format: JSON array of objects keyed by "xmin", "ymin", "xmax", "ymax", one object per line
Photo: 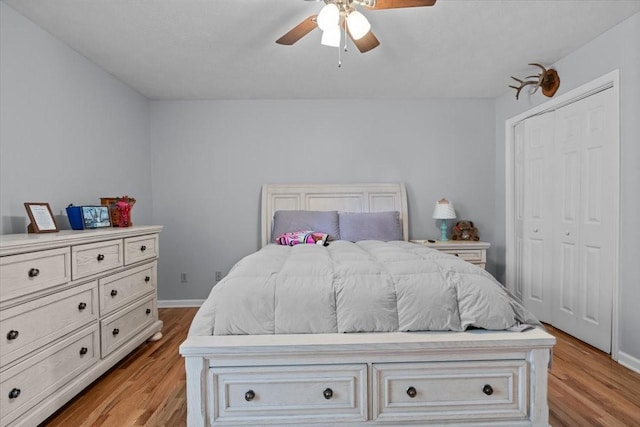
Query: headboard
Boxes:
[{"xmin": 261, "ymin": 183, "xmax": 408, "ymax": 247}]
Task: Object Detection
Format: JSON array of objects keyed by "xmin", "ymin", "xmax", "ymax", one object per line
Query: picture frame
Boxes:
[
  {"xmin": 81, "ymin": 205, "xmax": 112, "ymax": 229},
  {"xmin": 24, "ymin": 202, "xmax": 59, "ymax": 233}
]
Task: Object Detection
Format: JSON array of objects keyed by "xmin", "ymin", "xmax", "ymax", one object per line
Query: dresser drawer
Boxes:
[
  {"xmin": 99, "ymin": 262, "xmax": 156, "ymax": 316},
  {"xmin": 0, "ymin": 247, "xmax": 70, "ymax": 302},
  {"xmin": 100, "ymin": 295, "xmax": 156, "ymax": 357},
  {"xmin": 210, "ymin": 364, "xmax": 367, "ymax": 424},
  {"xmin": 124, "ymin": 234, "xmax": 158, "ymax": 266},
  {"xmin": 442, "ymin": 249, "xmax": 486, "ymax": 263},
  {"xmin": 372, "ymin": 360, "xmax": 528, "ymax": 422},
  {"xmin": 0, "ymin": 281, "xmax": 98, "ymax": 368},
  {"xmin": 0, "ymin": 324, "xmax": 99, "ymax": 426},
  {"xmin": 72, "ymin": 239, "xmax": 123, "ymax": 280}
]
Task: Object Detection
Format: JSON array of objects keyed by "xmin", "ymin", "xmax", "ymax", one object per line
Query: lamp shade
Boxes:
[
  {"xmin": 317, "ymin": 3, "xmax": 340, "ymax": 31},
  {"xmin": 432, "ymin": 198, "xmax": 456, "ymax": 219},
  {"xmin": 346, "ymin": 11, "xmax": 370, "ymax": 40},
  {"xmin": 321, "ymin": 25, "xmax": 341, "ymax": 47}
]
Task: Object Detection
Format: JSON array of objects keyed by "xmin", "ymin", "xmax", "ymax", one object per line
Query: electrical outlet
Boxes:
[
  {"xmin": 215, "ymin": 271, "xmax": 223, "ymax": 282},
  {"xmin": 180, "ymin": 272, "xmax": 188, "ymax": 283}
]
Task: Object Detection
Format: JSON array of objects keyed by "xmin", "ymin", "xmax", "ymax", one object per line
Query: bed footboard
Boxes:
[{"xmin": 180, "ymin": 329, "xmax": 554, "ymax": 427}]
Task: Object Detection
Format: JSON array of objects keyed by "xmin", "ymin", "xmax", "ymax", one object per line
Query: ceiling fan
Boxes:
[{"xmin": 276, "ymin": 0, "xmax": 437, "ymax": 54}]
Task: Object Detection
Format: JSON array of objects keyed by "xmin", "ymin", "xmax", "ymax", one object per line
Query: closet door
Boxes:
[
  {"xmin": 520, "ymin": 113, "xmax": 555, "ymax": 322},
  {"xmin": 551, "ymin": 89, "xmax": 615, "ymax": 353}
]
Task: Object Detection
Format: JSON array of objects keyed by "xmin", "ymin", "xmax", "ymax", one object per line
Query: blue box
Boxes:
[{"xmin": 66, "ymin": 205, "xmax": 84, "ymax": 230}]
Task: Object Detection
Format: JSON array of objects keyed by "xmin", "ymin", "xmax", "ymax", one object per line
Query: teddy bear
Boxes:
[{"xmin": 451, "ymin": 220, "xmax": 479, "ymax": 241}]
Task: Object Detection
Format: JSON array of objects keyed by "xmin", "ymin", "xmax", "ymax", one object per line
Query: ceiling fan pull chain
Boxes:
[
  {"xmin": 338, "ymin": 44, "xmax": 342, "ymax": 68},
  {"xmin": 343, "ymin": 22, "xmax": 348, "ymax": 53}
]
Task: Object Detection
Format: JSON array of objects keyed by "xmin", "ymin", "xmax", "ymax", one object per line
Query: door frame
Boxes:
[{"xmin": 504, "ymin": 70, "xmax": 620, "ymax": 359}]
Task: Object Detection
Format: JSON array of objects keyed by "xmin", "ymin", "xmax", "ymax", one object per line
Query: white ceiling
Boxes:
[{"xmin": 4, "ymin": 0, "xmax": 640, "ymax": 100}]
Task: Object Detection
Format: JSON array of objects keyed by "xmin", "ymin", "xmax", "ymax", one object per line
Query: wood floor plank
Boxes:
[{"xmin": 42, "ymin": 310, "xmax": 640, "ymax": 426}]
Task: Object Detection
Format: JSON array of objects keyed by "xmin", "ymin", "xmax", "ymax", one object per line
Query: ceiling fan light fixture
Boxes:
[
  {"xmin": 346, "ymin": 10, "xmax": 371, "ymax": 40},
  {"xmin": 317, "ymin": 3, "xmax": 340, "ymax": 31},
  {"xmin": 321, "ymin": 25, "xmax": 341, "ymax": 47}
]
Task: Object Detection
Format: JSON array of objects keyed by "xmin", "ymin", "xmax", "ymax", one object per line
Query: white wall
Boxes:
[
  {"xmin": 149, "ymin": 99, "xmax": 496, "ymax": 300},
  {"xmin": 494, "ymin": 13, "xmax": 640, "ymax": 364},
  {"xmin": 0, "ymin": 3, "xmax": 152, "ymax": 233}
]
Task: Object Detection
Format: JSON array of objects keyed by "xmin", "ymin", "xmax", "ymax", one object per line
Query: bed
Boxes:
[{"xmin": 179, "ymin": 183, "xmax": 555, "ymax": 426}]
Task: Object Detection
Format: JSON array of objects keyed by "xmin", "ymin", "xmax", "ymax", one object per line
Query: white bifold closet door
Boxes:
[{"xmin": 517, "ymin": 88, "xmax": 616, "ymax": 353}]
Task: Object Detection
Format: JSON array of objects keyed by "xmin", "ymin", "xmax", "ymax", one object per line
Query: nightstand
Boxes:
[{"xmin": 410, "ymin": 240, "xmax": 491, "ymax": 269}]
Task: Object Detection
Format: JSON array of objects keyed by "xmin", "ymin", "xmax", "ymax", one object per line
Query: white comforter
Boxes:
[{"xmin": 189, "ymin": 240, "xmax": 539, "ymax": 336}]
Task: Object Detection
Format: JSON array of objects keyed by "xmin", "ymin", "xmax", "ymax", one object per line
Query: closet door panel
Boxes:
[
  {"xmin": 552, "ymin": 89, "xmax": 615, "ymax": 353},
  {"xmin": 521, "ymin": 113, "xmax": 554, "ymax": 322}
]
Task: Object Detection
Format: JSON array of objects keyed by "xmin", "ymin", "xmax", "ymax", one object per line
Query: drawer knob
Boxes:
[
  {"xmin": 6, "ymin": 330, "xmax": 19, "ymax": 340},
  {"xmin": 110, "ymin": 289, "xmax": 118, "ymax": 297},
  {"xmin": 144, "ymin": 276, "xmax": 151, "ymax": 283},
  {"xmin": 146, "ymin": 308, "xmax": 151, "ymax": 315},
  {"xmin": 244, "ymin": 390, "xmax": 255, "ymax": 401},
  {"xmin": 406, "ymin": 386, "xmax": 417, "ymax": 398},
  {"xmin": 97, "ymin": 254, "xmax": 105, "ymax": 262},
  {"xmin": 112, "ymin": 328, "xmax": 120, "ymax": 336},
  {"xmin": 8, "ymin": 388, "xmax": 21, "ymax": 399},
  {"xmin": 28, "ymin": 268, "xmax": 40, "ymax": 278},
  {"xmin": 78, "ymin": 302, "xmax": 87, "ymax": 311},
  {"xmin": 79, "ymin": 347, "xmax": 88, "ymax": 355},
  {"xmin": 140, "ymin": 245, "xmax": 147, "ymax": 252},
  {"xmin": 323, "ymin": 388, "xmax": 333, "ymax": 400},
  {"xmin": 482, "ymin": 384, "xmax": 494, "ymax": 396}
]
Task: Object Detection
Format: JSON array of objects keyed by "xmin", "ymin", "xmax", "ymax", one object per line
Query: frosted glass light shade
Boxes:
[
  {"xmin": 321, "ymin": 25, "xmax": 341, "ymax": 47},
  {"xmin": 346, "ymin": 11, "xmax": 371, "ymax": 40},
  {"xmin": 317, "ymin": 3, "xmax": 340, "ymax": 31},
  {"xmin": 432, "ymin": 198, "xmax": 456, "ymax": 219}
]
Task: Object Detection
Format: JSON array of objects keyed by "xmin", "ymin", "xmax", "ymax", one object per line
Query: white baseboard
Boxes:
[
  {"xmin": 158, "ymin": 299, "xmax": 204, "ymax": 308},
  {"xmin": 618, "ymin": 351, "xmax": 640, "ymax": 374}
]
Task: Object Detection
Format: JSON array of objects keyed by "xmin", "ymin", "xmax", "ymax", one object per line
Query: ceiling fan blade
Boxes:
[
  {"xmin": 276, "ymin": 15, "xmax": 318, "ymax": 45},
  {"xmin": 349, "ymin": 30, "xmax": 380, "ymax": 53},
  {"xmin": 367, "ymin": 0, "xmax": 436, "ymax": 10}
]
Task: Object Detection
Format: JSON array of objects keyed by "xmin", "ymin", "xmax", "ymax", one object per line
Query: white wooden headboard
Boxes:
[{"xmin": 261, "ymin": 183, "xmax": 408, "ymax": 247}]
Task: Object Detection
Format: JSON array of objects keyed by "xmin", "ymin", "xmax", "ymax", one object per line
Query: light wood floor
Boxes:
[{"xmin": 42, "ymin": 308, "xmax": 640, "ymax": 426}]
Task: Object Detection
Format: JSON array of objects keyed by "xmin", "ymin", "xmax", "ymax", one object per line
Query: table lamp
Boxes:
[{"xmin": 432, "ymin": 198, "xmax": 456, "ymax": 241}]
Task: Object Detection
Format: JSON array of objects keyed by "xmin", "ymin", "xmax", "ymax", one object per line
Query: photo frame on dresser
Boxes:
[
  {"xmin": 81, "ymin": 205, "xmax": 111, "ymax": 229},
  {"xmin": 24, "ymin": 202, "xmax": 59, "ymax": 233}
]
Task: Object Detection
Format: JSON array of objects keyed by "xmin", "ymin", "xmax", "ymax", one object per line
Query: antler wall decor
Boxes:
[{"xmin": 509, "ymin": 63, "xmax": 560, "ymax": 100}]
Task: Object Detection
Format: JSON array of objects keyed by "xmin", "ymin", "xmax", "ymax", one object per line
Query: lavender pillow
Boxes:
[
  {"xmin": 339, "ymin": 211, "xmax": 403, "ymax": 242},
  {"xmin": 271, "ymin": 210, "xmax": 340, "ymax": 242}
]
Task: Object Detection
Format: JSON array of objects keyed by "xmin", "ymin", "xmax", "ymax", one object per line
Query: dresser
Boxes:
[
  {"xmin": 0, "ymin": 226, "xmax": 163, "ymax": 427},
  {"xmin": 410, "ymin": 240, "xmax": 490, "ymax": 269}
]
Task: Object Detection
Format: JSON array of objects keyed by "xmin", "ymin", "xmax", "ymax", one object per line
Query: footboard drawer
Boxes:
[
  {"xmin": 210, "ymin": 364, "xmax": 367, "ymax": 424},
  {"xmin": 372, "ymin": 360, "xmax": 528, "ymax": 423}
]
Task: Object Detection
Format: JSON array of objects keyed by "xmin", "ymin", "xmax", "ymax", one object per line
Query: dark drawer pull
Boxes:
[
  {"xmin": 112, "ymin": 328, "xmax": 120, "ymax": 336},
  {"xmin": 28, "ymin": 268, "xmax": 40, "ymax": 278},
  {"xmin": 146, "ymin": 308, "xmax": 151, "ymax": 315},
  {"xmin": 78, "ymin": 302, "xmax": 87, "ymax": 311},
  {"xmin": 79, "ymin": 347, "xmax": 88, "ymax": 355},
  {"xmin": 144, "ymin": 276, "xmax": 151, "ymax": 283},
  {"xmin": 323, "ymin": 388, "xmax": 333, "ymax": 400},
  {"xmin": 6, "ymin": 330, "xmax": 19, "ymax": 340},
  {"xmin": 97, "ymin": 254, "xmax": 105, "ymax": 262},
  {"xmin": 8, "ymin": 388, "xmax": 21, "ymax": 399},
  {"xmin": 244, "ymin": 390, "xmax": 255, "ymax": 401},
  {"xmin": 110, "ymin": 289, "xmax": 118, "ymax": 297},
  {"xmin": 140, "ymin": 245, "xmax": 147, "ymax": 252},
  {"xmin": 483, "ymin": 384, "xmax": 494, "ymax": 396},
  {"xmin": 406, "ymin": 386, "xmax": 417, "ymax": 398}
]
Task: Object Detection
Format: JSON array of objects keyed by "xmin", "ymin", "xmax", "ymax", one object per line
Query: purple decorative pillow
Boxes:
[
  {"xmin": 271, "ymin": 210, "xmax": 340, "ymax": 242},
  {"xmin": 275, "ymin": 231, "xmax": 329, "ymax": 246},
  {"xmin": 339, "ymin": 211, "xmax": 403, "ymax": 242}
]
